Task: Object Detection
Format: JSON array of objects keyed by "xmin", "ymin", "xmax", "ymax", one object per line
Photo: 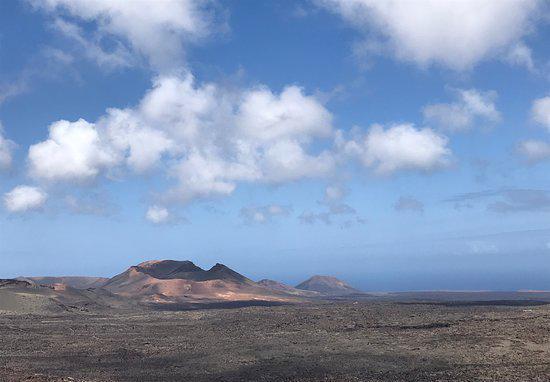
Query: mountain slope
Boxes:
[
  {"xmin": 102, "ymin": 260, "xmax": 297, "ymax": 304},
  {"xmin": 258, "ymin": 279, "xmax": 321, "ymax": 297},
  {"xmin": 0, "ymin": 279, "xmax": 133, "ymax": 314},
  {"xmin": 17, "ymin": 276, "xmax": 109, "ymax": 289},
  {"xmin": 296, "ymin": 275, "xmax": 361, "ymax": 295}
]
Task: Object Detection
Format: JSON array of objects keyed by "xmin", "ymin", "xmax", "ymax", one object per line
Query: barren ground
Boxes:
[{"xmin": 1, "ymin": 301, "xmax": 550, "ymax": 381}]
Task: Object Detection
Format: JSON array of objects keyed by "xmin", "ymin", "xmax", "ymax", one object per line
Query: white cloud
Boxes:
[
  {"xmin": 339, "ymin": 124, "xmax": 451, "ymax": 174},
  {"xmin": 3, "ymin": 185, "xmax": 47, "ymax": 213},
  {"xmin": 0, "ymin": 127, "xmax": 16, "ymax": 170},
  {"xmin": 423, "ymin": 89, "xmax": 500, "ymax": 132},
  {"xmin": 145, "ymin": 205, "xmax": 171, "ymax": 224},
  {"xmin": 237, "ymin": 86, "xmax": 332, "ymax": 143},
  {"xmin": 532, "ymin": 96, "xmax": 550, "ymax": 130},
  {"xmin": 28, "ymin": 119, "xmax": 118, "ymax": 182},
  {"xmin": 517, "ymin": 139, "xmax": 550, "ymax": 163},
  {"xmin": 27, "ymin": 74, "xmax": 335, "ymax": 204},
  {"xmin": 51, "ymin": 17, "xmax": 134, "ymax": 69},
  {"xmin": 317, "ymin": 0, "xmax": 541, "ymax": 70},
  {"xmin": 146, "ymin": 76, "xmax": 335, "ymax": 202},
  {"xmin": 240, "ymin": 204, "xmax": 292, "ymax": 224},
  {"xmin": 32, "ymin": 0, "xmax": 215, "ymax": 71},
  {"xmin": 506, "ymin": 42, "xmax": 535, "ymax": 72},
  {"xmin": 260, "ymin": 140, "xmax": 335, "ymax": 183},
  {"xmin": 25, "ymin": 0, "xmax": 340, "ymax": 210},
  {"xmin": 101, "ymin": 107, "xmax": 175, "ymax": 173}
]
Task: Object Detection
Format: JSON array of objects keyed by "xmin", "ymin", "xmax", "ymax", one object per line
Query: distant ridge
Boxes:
[
  {"xmin": 17, "ymin": 276, "xmax": 109, "ymax": 289},
  {"xmin": 9, "ymin": 260, "xmax": 364, "ymax": 311},
  {"xmin": 118, "ymin": 260, "xmax": 253, "ymax": 283},
  {"xmin": 0, "ymin": 278, "xmax": 134, "ymax": 314},
  {"xmin": 257, "ymin": 279, "xmax": 321, "ymax": 297},
  {"xmin": 101, "ymin": 260, "xmax": 294, "ymax": 304},
  {"xmin": 9, "ymin": 260, "xmax": 550, "ymax": 315},
  {"xmin": 258, "ymin": 279, "xmax": 296, "ymax": 292},
  {"xmin": 296, "ymin": 275, "xmax": 361, "ymax": 295}
]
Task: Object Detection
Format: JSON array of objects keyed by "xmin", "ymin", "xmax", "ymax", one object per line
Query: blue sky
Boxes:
[{"xmin": 1, "ymin": 0, "xmax": 550, "ymax": 291}]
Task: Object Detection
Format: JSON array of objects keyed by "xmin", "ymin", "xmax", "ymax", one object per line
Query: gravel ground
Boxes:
[{"xmin": 1, "ymin": 301, "xmax": 550, "ymax": 381}]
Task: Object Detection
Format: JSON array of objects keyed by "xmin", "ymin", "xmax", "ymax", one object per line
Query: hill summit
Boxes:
[
  {"xmin": 101, "ymin": 260, "xmax": 287, "ymax": 304},
  {"xmin": 296, "ymin": 275, "xmax": 360, "ymax": 295},
  {"xmin": 130, "ymin": 260, "xmax": 251, "ymax": 283}
]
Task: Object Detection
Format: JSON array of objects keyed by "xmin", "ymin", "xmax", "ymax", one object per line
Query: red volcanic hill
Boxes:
[
  {"xmin": 8, "ymin": 260, "xmax": 364, "ymax": 311},
  {"xmin": 102, "ymin": 260, "xmax": 294, "ymax": 304},
  {"xmin": 295, "ymin": 275, "xmax": 361, "ymax": 295}
]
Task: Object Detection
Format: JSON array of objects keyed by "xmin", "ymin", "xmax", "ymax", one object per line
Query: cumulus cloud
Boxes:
[
  {"xmin": 3, "ymin": 185, "xmax": 47, "ymax": 213},
  {"xmin": 149, "ymin": 76, "xmax": 335, "ymax": 202},
  {"xmin": 240, "ymin": 204, "xmax": 292, "ymax": 224},
  {"xmin": 394, "ymin": 196, "xmax": 424, "ymax": 213},
  {"xmin": 145, "ymin": 205, "xmax": 171, "ymax": 224},
  {"xmin": 316, "ymin": 0, "xmax": 541, "ymax": 70},
  {"xmin": 237, "ymin": 85, "xmax": 333, "ymax": 143},
  {"xmin": 27, "ymin": 74, "xmax": 335, "ymax": 204},
  {"xmin": 423, "ymin": 89, "xmax": 500, "ymax": 132},
  {"xmin": 339, "ymin": 124, "xmax": 451, "ymax": 174},
  {"xmin": 532, "ymin": 96, "xmax": 550, "ymax": 130},
  {"xmin": 31, "ymin": 0, "xmax": 215, "ymax": 71},
  {"xmin": 517, "ymin": 139, "xmax": 550, "ymax": 163},
  {"xmin": 0, "ymin": 127, "xmax": 16, "ymax": 170},
  {"xmin": 28, "ymin": 119, "xmax": 118, "ymax": 182}
]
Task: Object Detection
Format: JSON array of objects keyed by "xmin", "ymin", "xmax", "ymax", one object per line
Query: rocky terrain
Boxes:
[
  {"xmin": 4, "ymin": 260, "xmax": 550, "ymax": 381},
  {"xmin": 2, "ymin": 301, "xmax": 550, "ymax": 381}
]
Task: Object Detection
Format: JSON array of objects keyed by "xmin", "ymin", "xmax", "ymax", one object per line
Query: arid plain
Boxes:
[
  {"xmin": 2, "ymin": 260, "xmax": 550, "ymax": 381},
  {"xmin": 2, "ymin": 301, "xmax": 550, "ymax": 381}
]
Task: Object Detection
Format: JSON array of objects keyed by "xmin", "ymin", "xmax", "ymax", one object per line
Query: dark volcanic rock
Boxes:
[
  {"xmin": 206, "ymin": 263, "xmax": 251, "ymax": 283},
  {"xmin": 131, "ymin": 260, "xmax": 252, "ymax": 283},
  {"xmin": 3, "ymin": 302, "xmax": 550, "ymax": 381},
  {"xmin": 0, "ymin": 279, "xmax": 32, "ymax": 288},
  {"xmin": 135, "ymin": 260, "xmax": 205, "ymax": 280},
  {"xmin": 16, "ymin": 276, "xmax": 109, "ymax": 289}
]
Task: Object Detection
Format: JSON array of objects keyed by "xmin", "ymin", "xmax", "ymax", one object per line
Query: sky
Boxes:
[{"xmin": 1, "ymin": 0, "xmax": 550, "ymax": 291}]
